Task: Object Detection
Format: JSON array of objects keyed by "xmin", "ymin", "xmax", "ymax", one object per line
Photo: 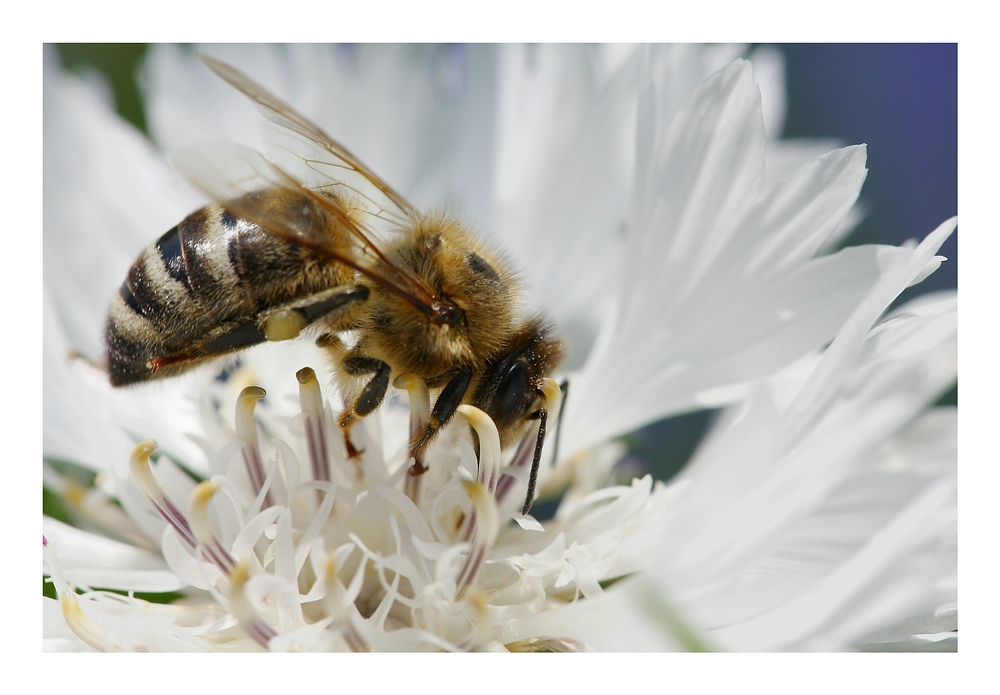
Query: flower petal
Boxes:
[
  {"xmin": 43, "ymin": 517, "xmax": 183, "ymax": 592},
  {"xmin": 493, "ymin": 45, "xmax": 636, "ymax": 367},
  {"xmin": 565, "ymin": 59, "xmax": 897, "ymax": 454},
  {"xmin": 144, "ymin": 44, "xmax": 497, "ymax": 220}
]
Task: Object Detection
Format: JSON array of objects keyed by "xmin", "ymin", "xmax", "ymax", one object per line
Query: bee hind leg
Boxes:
[
  {"xmin": 262, "ymin": 286, "xmax": 369, "ymax": 342},
  {"xmin": 337, "ymin": 356, "xmax": 391, "ymax": 459}
]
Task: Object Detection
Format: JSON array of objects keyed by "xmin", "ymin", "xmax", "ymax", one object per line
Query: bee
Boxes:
[{"xmin": 106, "ymin": 56, "xmax": 564, "ymax": 510}]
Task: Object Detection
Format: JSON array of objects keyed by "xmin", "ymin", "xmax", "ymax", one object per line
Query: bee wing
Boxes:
[
  {"xmin": 169, "ymin": 143, "xmax": 443, "ymax": 317},
  {"xmin": 200, "ymin": 54, "xmax": 414, "ymax": 238}
]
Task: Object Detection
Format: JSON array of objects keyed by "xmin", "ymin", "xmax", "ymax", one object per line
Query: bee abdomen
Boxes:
[
  {"xmin": 107, "ymin": 201, "xmax": 347, "ymax": 386},
  {"xmin": 108, "ymin": 206, "xmax": 238, "ymax": 384}
]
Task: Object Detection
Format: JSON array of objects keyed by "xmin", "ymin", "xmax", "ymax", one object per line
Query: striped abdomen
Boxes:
[{"xmin": 106, "ymin": 202, "xmax": 351, "ymax": 386}]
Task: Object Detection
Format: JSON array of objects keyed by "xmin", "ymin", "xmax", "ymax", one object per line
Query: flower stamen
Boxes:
[
  {"xmin": 323, "ymin": 557, "xmax": 370, "ymax": 651},
  {"xmin": 189, "ymin": 480, "xmax": 237, "ymax": 576},
  {"xmin": 455, "ymin": 479, "xmax": 499, "ymax": 600},
  {"xmin": 60, "ymin": 592, "xmax": 108, "ymax": 652},
  {"xmin": 296, "ymin": 368, "xmax": 330, "ymax": 484},
  {"xmin": 129, "ymin": 440, "xmax": 198, "ymax": 549},
  {"xmin": 394, "ymin": 373, "xmax": 432, "ymax": 442},
  {"xmin": 236, "ymin": 386, "xmax": 273, "ymax": 508},
  {"xmin": 395, "ymin": 373, "xmax": 431, "ymax": 505},
  {"xmin": 458, "ymin": 405, "xmax": 502, "ymax": 493},
  {"xmin": 228, "ymin": 562, "xmax": 277, "ymax": 649},
  {"xmin": 455, "ymin": 405, "xmax": 502, "ymax": 545},
  {"xmin": 45, "ymin": 539, "xmax": 110, "ymax": 651}
]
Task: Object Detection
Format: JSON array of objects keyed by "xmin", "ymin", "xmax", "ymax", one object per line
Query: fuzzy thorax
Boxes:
[{"xmin": 357, "ymin": 215, "xmax": 523, "ymax": 378}]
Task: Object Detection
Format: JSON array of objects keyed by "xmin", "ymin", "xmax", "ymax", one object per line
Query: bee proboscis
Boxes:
[{"xmin": 106, "ymin": 55, "xmax": 564, "ymax": 512}]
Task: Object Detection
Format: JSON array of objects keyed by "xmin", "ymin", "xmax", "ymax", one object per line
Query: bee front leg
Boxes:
[
  {"xmin": 521, "ymin": 408, "xmax": 548, "ymax": 515},
  {"xmin": 337, "ymin": 356, "xmax": 391, "ymax": 458},
  {"xmin": 409, "ymin": 366, "xmax": 473, "ymax": 473}
]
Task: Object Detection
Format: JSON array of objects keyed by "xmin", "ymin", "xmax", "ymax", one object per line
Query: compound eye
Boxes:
[{"xmin": 495, "ymin": 358, "xmax": 529, "ymax": 424}]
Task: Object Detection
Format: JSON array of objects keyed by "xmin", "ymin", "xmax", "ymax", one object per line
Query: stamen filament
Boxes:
[
  {"xmin": 297, "ymin": 368, "xmax": 330, "ymax": 484},
  {"xmin": 457, "ymin": 405, "xmax": 501, "ymax": 493},
  {"xmin": 456, "ymin": 589, "xmax": 492, "ymax": 651},
  {"xmin": 236, "ymin": 386, "xmax": 273, "ymax": 508},
  {"xmin": 343, "ymin": 625, "xmax": 370, "ymax": 652},
  {"xmin": 456, "ymin": 406, "xmax": 501, "ymax": 542},
  {"xmin": 129, "ymin": 440, "xmax": 198, "ymax": 548},
  {"xmin": 324, "ymin": 557, "xmax": 371, "ymax": 652},
  {"xmin": 189, "ymin": 480, "xmax": 237, "ymax": 576},
  {"xmin": 228, "ymin": 562, "xmax": 277, "ymax": 649},
  {"xmin": 60, "ymin": 592, "xmax": 108, "ymax": 652},
  {"xmin": 396, "ymin": 374, "xmax": 431, "ymax": 506},
  {"xmin": 456, "ymin": 480, "xmax": 499, "ymax": 600},
  {"xmin": 394, "ymin": 373, "xmax": 431, "ymax": 440}
]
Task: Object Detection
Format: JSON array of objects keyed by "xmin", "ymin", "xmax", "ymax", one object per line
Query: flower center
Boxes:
[{"xmin": 121, "ymin": 366, "xmax": 560, "ymax": 650}]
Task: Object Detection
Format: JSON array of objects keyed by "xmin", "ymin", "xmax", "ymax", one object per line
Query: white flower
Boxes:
[{"xmin": 43, "ymin": 44, "xmax": 956, "ymax": 652}]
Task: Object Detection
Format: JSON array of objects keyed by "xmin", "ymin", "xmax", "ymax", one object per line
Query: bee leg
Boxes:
[
  {"xmin": 261, "ymin": 286, "xmax": 369, "ymax": 342},
  {"xmin": 521, "ymin": 408, "xmax": 548, "ymax": 516},
  {"xmin": 150, "ymin": 287, "xmax": 370, "ymax": 377},
  {"xmin": 409, "ymin": 366, "xmax": 473, "ymax": 473},
  {"xmin": 337, "ymin": 356, "xmax": 391, "ymax": 458}
]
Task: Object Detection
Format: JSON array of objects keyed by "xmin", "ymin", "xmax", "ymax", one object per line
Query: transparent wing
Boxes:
[
  {"xmin": 200, "ymin": 54, "xmax": 415, "ymax": 238},
  {"xmin": 170, "ymin": 143, "xmax": 444, "ymax": 319}
]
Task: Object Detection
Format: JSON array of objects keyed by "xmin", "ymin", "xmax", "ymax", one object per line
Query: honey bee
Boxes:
[{"xmin": 106, "ymin": 56, "xmax": 564, "ymax": 509}]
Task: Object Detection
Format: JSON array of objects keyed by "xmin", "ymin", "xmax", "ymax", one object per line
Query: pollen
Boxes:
[{"xmin": 264, "ymin": 308, "xmax": 307, "ymax": 341}]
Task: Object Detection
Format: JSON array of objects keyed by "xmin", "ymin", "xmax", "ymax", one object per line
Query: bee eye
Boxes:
[
  {"xmin": 466, "ymin": 252, "xmax": 502, "ymax": 285},
  {"xmin": 495, "ymin": 358, "xmax": 529, "ymax": 422}
]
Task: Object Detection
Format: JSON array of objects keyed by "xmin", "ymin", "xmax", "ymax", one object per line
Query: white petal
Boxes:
[
  {"xmin": 563, "ymin": 62, "xmax": 875, "ymax": 455},
  {"xmin": 712, "ymin": 472, "xmax": 955, "ymax": 650},
  {"xmin": 43, "ymin": 597, "xmax": 92, "ymax": 652},
  {"xmin": 740, "ymin": 145, "xmax": 868, "ymax": 271},
  {"xmin": 781, "ymin": 220, "xmax": 955, "ymax": 442},
  {"xmin": 765, "ymin": 138, "xmax": 844, "ymax": 187},
  {"xmin": 44, "ymin": 54, "xmax": 218, "ymax": 472},
  {"xmin": 44, "ymin": 55, "xmax": 200, "ymax": 358},
  {"xmin": 493, "ymin": 44, "xmax": 634, "ymax": 368},
  {"xmin": 664, "ymin": 293, "xmax": 954, "ymax": 580},
  {"xmin": 44, "ymin": 290, "xmax": 131, "ymax": 471},
  {"xmin": 498, "ymin": 575, "xmax": 705, "ymax": 651},
  {"xmin": 144, "ymin": 44, "xmax": 496, "ymax": 220},
  {"xmin": 748, "ymin": 44, "xmax": 787, "ymax": 139},
  {"xmin": 43, "ymin": 517, "xmax": 183, "ymax": 592},
  {"xmin": 692, "ymin": 408, "xmax": 955, "ymax": 634}
]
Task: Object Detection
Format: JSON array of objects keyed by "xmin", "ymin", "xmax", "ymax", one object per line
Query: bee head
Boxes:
[{"xmin": 474, "ymin": 316, "xmax": 564, "ymax": 439}]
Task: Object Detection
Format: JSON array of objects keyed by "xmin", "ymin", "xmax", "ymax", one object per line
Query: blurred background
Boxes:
[
  {"xmin": 54, "ymin": 43, "xmax": 957, "ymax": 484},
  {"xmin": 782, "ymin": 44, "xmax": 957, "ymax": 301}
]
